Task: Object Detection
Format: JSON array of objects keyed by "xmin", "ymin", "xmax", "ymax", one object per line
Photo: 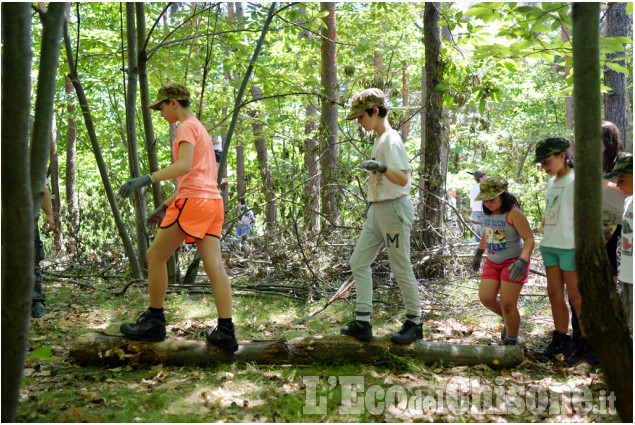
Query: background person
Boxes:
[{"xmin": 470, "ymin": 171, "xmax": 487, "ymax": 241}]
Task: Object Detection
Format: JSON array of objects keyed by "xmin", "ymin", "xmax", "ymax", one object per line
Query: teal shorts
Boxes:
[{"xmin": 539, "ymin": 246, "xmax": 576, "ymax": 272}]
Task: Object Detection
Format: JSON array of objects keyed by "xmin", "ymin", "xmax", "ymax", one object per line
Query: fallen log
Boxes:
[{"xmin": 69, "ymin": 332, "xmax": 523, "ymax": 369}]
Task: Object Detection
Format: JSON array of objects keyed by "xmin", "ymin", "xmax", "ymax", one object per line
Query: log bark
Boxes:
[{"xmin": 69, "ymin": 332, "xmax": 523, "ymax": 370}]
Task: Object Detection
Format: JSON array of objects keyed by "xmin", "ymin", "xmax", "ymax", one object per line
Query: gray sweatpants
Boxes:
[{"xmin": 350, "ymin": 196, "xmax": 421, "ymax": 324}]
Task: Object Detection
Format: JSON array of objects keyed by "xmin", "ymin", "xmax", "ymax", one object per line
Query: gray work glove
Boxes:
[
  {"xmin": 360, "ymin": 160, "xmax": 388, "ymax": 173},
  {"xmin": 472, "ymin": 248, "xmax": 485, "ymax": 272},
  {"xmin": 119, "ymin": 175, "xmax": 152, "ymax": 198},
  {"xmin": 146, "ymin": 203, "xmax": 169, "ymax": 228},
  {"xmin": 507, "ymin": 258, "xmax": 528, "ymax": 282}
]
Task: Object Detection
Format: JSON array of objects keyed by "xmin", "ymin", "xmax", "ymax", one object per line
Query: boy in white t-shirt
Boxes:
[
  {"xmin": 339, "ymin": 88, "xmax": 423, "ymax": 344},
  {"xmin": 604, "ymin": 155, "xmax": 633, "ymax": 327}
]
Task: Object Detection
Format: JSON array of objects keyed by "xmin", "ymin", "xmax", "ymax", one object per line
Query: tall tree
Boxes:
[
  {"xmin": 30, "ymin": 2, "xmax": 67, "ymax": 217},
  {"xmin": 421, "ymin": 2, "xmax": 447, "ymax": 248},
  {"xmin": 249, "ymin": 85, "xmax": 278, "ymax": 229},
  {"xmin": 602, "ymin": 2, "xmax": 631, "ymax": 149},
  {"xmin": 64, "ymin": 73, "xmax": 78, "ymax": 254},
  {"xmin": 562, "ymin": 24, "xmax": 574, "ymax": 131},
  {"xmin": 232, "ymin": 3, "xmax": 246, "ymax": 199},
  {"xmin": 49, "ymin": 110, "xmax": 62, "ymax": 251},
  {"xmin": 319, "ymin": 2, "xmax": 340, "ymax": 226},
  {"xmin": 124, "ymin": 3, "xmax": 148, "ymax": 273},
  {"xmin": 572, "ymin": 3, "xmax": 632, "ymax": 422},
  {"xmin": 299, "ymin": 7, "xmax": 320, "ymax": 230},
  {"xmin": 1, "ymin": 4, "xmax": 33, "ymax": 421},
  {"xmin": 63, "ymin": 19, "xmax": 143, "ymax": 279}
]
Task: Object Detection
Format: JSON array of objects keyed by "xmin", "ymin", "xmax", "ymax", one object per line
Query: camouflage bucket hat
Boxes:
[
  {"xmin": 604, "ymin": 155, "xmax": 633, "ymax": 180},
  {"xmin": 149, "ymin": 83, "xmax": 190, "ymax": 110},
  {"xmin": 533, "ymin": 137, "xmax": 571, "ymax": 163},
  {"xmin": 345, "ymin": 88, "xmax": 387, "ymax": 120},
  {"xmin": 475, "ymin": 176, "xmax": 508, "ymax": 201}
]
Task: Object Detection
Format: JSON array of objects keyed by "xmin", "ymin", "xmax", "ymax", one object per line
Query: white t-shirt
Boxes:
[
  {"xmin": 619, "ymin": 196, "xmax": 633, "ymax": 284},
  {"xmin": 470, "ymin": 183, "xmax": 483, "ymax": 213},
  {"xmin": 367, "ymin": 128, "xmax": 411, "ymax": 202},
  {"xmin": 541, "ymin": 169, "xmax": 575, "ymax": 249}
]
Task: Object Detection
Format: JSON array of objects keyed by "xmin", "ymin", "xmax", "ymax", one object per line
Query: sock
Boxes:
[
  {"xmin": 355, "ymin": 311, "xmax": 371, "ymax": 323},
  {"xmin": 504, "ymin": 336, "xmax": 518, "ymax": 344},
  {"xmin": 148, "ymin": 307, "xmax": 165, "ymax": 321},
  {"xmin": 406, "ymin": 314, "xmax": 421, "ymax": 325},
  {"xmin": 218, "ymin": 317, "xmax": 234, "ymax": 330}
]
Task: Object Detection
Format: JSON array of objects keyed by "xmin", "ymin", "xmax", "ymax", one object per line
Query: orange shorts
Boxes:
[{"xmin": 160, "ymin": 198, "xmax": 224, "ymax": 243}]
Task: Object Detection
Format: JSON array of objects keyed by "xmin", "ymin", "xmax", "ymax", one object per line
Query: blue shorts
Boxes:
[{"xmin": 539, "ymin": 246, "xmax": 576, "ymax": 272}]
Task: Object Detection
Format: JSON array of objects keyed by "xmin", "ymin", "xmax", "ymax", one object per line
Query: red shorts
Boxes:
[
  {"xmin": 160, "ymin": 198, "xmax": 224, "ymax": 243},
  {"xmin": 481, "ymin": 256, "xmax": 529, "ymax": 284}
]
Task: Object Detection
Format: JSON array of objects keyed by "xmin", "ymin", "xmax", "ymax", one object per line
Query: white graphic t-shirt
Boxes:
[
  {"xmin": 541, "ymin": 169, "xmax": 575, "ymax": 249},
  {"xmin": 619, "ymin": 196, "xmax": 633, "ymax": 284}
]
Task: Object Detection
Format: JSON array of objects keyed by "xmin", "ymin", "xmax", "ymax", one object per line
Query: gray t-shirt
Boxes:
[
  {"xmin": 367, "ymin": 128, "xmax": 411, "ymax": 202},
  {"xmin": 482, "ymin": 208, "xmax": 524, "ymax": 263}
]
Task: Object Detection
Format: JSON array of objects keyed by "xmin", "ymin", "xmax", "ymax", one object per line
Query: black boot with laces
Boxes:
[
  {"xmin": 391, "ymin": 320, "xmax": 423, "ymax": 344},
  {"xmin": 120, "ymin": 310, "xmax": 167, "ymax": 342}
]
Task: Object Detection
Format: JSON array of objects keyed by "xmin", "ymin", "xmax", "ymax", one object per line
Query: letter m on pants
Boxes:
[{"xmin": 386, "ymin": 232, "xmax": 399, "ymax": 248}]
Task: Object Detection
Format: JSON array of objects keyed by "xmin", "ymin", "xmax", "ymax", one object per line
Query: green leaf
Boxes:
[
  {"xmin": 530, "ymin": 24, "xmax": 550, "ymax": 33},
  {"xmin": 465, "ymin": 6, "xmax": 494, "ymax": 19},
  {"xmin": 605, "ymin": 62, "xmax": 630, "ymax": 74},
  {"xmin": 478, "ymin": 98, "xmax": 486, "ymax": 114},
  {"xmin": 627, "ymin": 2, "xmax": 633, "ymax": 14}
]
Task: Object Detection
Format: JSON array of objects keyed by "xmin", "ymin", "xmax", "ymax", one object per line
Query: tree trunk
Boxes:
[
  {"xmin": 561, "ymin": 24, "xmax": 574, "ymax": 131},
  {"xmin": 49, "ymin": 110, "xmax": 62, "ymax": 252},
  {"xmin": 401, "ymin": 61, "xmax": 410, "ymax": 141},
  {"xmin": 249, "ymin": 85, "xmax": 278, "ymax": 229},
  {"xmin": 30, "ymin": 2, "xmax": 66, "ymax": 218},
  {"xmin": 1, "ymin": 4, "xmax": 33, "ymax": 421},
  {"xmin": 63, "ymin": 20, "xmax": 143, "ymax": 279},
  {"xmin": 125, "ymin": 3, "xmax": 148, "ymax": 274},
  {"xmin": 572, "ymin": 4, "xmax": 632, "ymax": 422},
  {"xmin": 602, "ymin": 2, "xmax": 631, "ymax": 149},
  {"xmin": 69, "ymin": 332, "xmax": 524, "ymax": 369},
  {"xmin": 319, "ymin": 2, "xmax": 340, "ymax": 227},
  {"xmin": 418, "ymin": 64, "xmax": 426, "ymax": 217},
  {"xmin": 64, "ymin": 74, "xmax": 78, "ymax": 255},
  {"xmin": 422, "ymin": 2, "xmax": 447, "ymax": 249},
  {"xmin": 136, "ymin": 3, "xmax": 163, "ymax": 209},
  {"xmin": 299, "ymin": 7, "xmax": 320, "ymax": 230}
]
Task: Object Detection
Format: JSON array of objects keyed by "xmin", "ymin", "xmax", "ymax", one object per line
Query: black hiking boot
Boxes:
[
  {"xmin": 565, "ymin": 338, "xmax": 599, "ymax": 366},
  {"xmin": 32, "ymin": 302, "xmax": 46, "ymax": 319},
  {"xmin": 206, "ymin": 326, "xmax": 239, "ymax": 353},
  {"xmin": 391, "ymin": 320, "xmax": 423, "ymax": 344},
  {"xmin": 120, "ymin": 310, "xmax": 166, "ymax": 342},
  {"xmin": 341, "ymin": 320, "xmax": 373, "ymax": 341},
  {"xmin": 533, "ymin": 330, "xmax": 570, "ymax": 359}
]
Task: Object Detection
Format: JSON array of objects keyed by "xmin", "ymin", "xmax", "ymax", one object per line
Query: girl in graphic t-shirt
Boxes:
[{"xmin": 471, "ymin": 176, "xmax": 534, "ymax": 346}]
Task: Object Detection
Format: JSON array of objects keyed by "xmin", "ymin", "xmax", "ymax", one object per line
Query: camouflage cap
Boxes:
[
  {"xmin": 345, "ymin": 88, "xmax": 387, "ymax": 120},
  {"xmin": 533, "ymin": 137, "xmax": 571, "ymax": 163},
  {"xmin": 475, "ymin": 176, "xmax": 508, "ymax": 201},
  {"xmin": 149, "ymin": 83, "xmax": 190, "ymax": 110},
  {"xmin": 604, "ymin": 155, "xmax": 633, "ymax": 180}
]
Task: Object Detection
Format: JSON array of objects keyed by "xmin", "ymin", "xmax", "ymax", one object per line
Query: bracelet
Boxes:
[{"xmin": 149, "ymin": 173, "xmax": 157, "ymax": 184}]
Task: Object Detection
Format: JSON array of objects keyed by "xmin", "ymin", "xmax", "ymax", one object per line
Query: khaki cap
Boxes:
[
  {"xmin": 149, "ymin": 83, "xmax": 190, "ymax": 110},
  {"xmin": 475, "ymin": 176, "xmax": 508, "ymax": 201},
  {"xmin": 345, "ymin": 88, "xmax": 387, "ymax": 120}
]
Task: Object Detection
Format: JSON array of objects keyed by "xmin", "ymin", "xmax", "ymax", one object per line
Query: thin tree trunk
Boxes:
[
  {"xmin": 136, "ymin": 3, "xmax": 162, "ymax": 209},
  {"xmin": 64, "ymin": 74, "xmax": 78, "ymax": 254},
  {"xmin": 125, "ymin": 3, "xmax": 148, "ymax": 274},
  {"xmin": 602, "ymin": 2, "xmax": 631, "ymax": 149},
  {"xmin": 63, "ymin": 20, "xmax": 143, "ymax": 279},
  {"xmin": 249, "ymin": 85, "xmax": 277, "ymax": 229},
  {"xmin": 319, "ymin": 2, "xmax": 339, "ymax": 226},
  {"xmin": 401, "ymin": 61, "xmax": 410, "ymax": 141},
  {"xmin": 299, "ymin": 7, "xmax": 320, "ymax": 230},
  {"xmin": 1, "ymin": 4, "xmax": 33, "ymax": 420},
  {"xmin": 30, "ymin": 2, "xmax": 67, "ymax": 218},
  {"xmin": 572, "ymin": 3, "xmax": 632, "ymax": 422},
  {"xmin": 561, "ymin": 24, "xmax": 574, "ymax": 131},
  {"xmin": 49, "ymin": 110, "xmax": 62, "ymax": 252},
  {"xmin": 418, "ymin": 64, "xmax": 426, "ymax": 217},
  {"xmin": 233, "ymin": 3, "xmax": 246, "ymax": 198},
  {"xmin": 422, "ymin": 2, "xmax": 446, "ymax": 249}
]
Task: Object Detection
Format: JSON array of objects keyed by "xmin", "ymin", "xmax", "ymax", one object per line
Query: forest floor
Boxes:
[{"xmin": 18, "ymin": 243, "xmax": 622, "ymax": 423}]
